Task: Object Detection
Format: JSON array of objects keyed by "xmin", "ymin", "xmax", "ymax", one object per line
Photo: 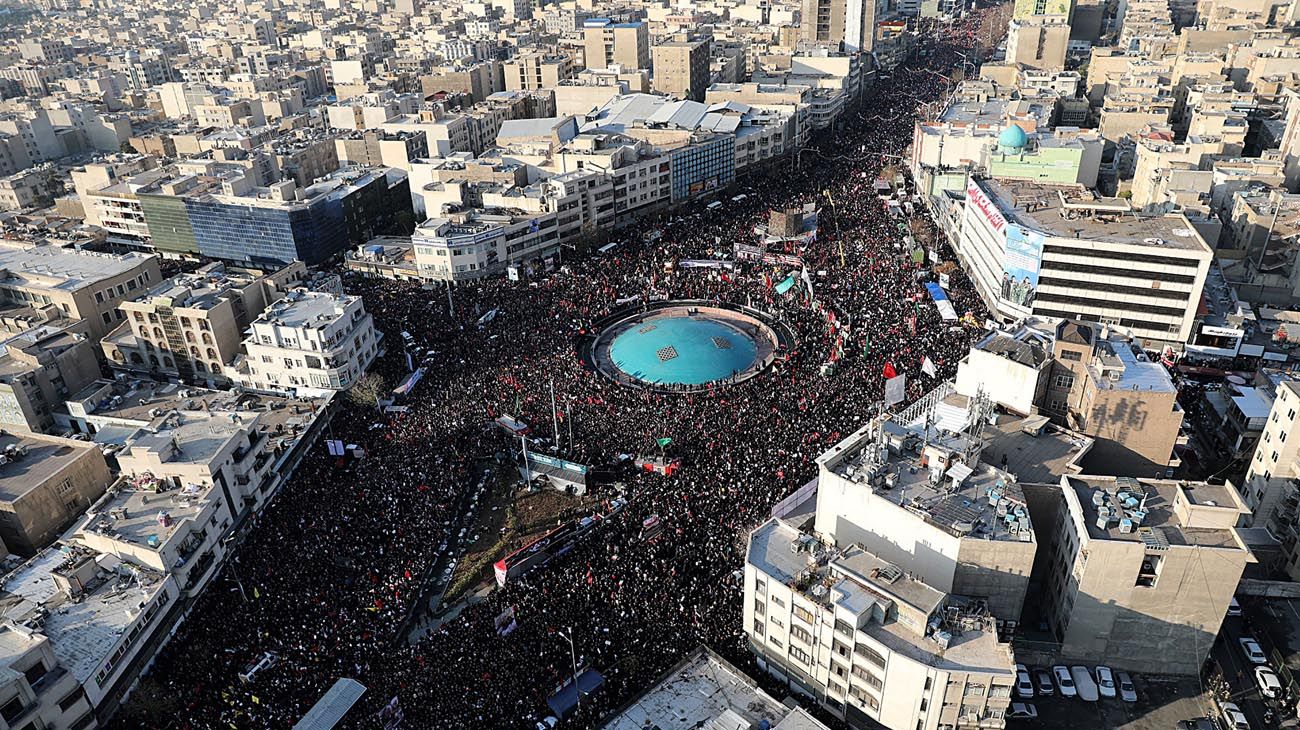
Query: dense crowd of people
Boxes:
[{"xmin": 121, "ymin": 11, "xmax": 1000, "ymax": 729}]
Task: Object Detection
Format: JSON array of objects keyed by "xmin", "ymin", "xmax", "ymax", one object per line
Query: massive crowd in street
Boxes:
[{"xmin": 122, "ymin": 11, "xmax": 1000, "ymax": 729}]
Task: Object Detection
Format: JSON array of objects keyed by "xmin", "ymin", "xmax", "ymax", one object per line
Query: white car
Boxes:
[
  {"xmin": 1116, "ymin": 671, "xmax": 1137, "ymax": 703},
  {"xmin": 1007, "ymin": 702, "xmax": 1038, "ymax": 720},
  {"xmin": 1220, "ymin": 701, "xmax": 1250, "ymax": 730},
  {"xmin": 1256, "ymin": 665, "xmax": 1284, "ymax": 699},
  {"xmin": 1239, "ymin": 636, "xmax": 1268, "ymax": 664},
  {"xmin": 1015, "ymin": 664, "xmax": 1034, "ymax": 699},
  {"xmin": 1052, "ymin": 665, "xmax": 1077, "ymax": 698},
  {"xmin": 1228, "ymin": 597, "xmax": 1242, "ymax": 616},
  {"xmin": 1095, "ymin": 666, "xmax": 1117, "ymax": 699}
]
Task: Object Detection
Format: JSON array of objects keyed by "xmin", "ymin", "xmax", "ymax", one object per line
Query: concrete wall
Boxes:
[{"xmin": 954, "ymin": 537, "xmax": 1037, "ymax": 621}]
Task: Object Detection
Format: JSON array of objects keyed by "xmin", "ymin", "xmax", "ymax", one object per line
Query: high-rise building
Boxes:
[
  {"xmin": 583, "ymin": 19, "xmax": 650, "ymax": 71},
  {"xmin": 800, "ymin": 0, "xmax": 879, "ymax": 52},
  {"xmin": 652, "ymin": 40, "xmax": 710, "ymax": 102}
]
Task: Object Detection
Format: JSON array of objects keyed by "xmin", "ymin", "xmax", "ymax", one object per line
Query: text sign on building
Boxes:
[{"xmin": 966, "ymin": 180, "xmax": 1007, "ymax": 235}]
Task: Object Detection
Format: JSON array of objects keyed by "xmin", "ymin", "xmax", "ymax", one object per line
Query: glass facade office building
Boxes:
[
  {"xmin": 138, "ymin": 170, "xmax": 413, "ymax": 266},
  {"xmin": 669, "ymin": 135, "xmax": 736, "ymax": 202}
]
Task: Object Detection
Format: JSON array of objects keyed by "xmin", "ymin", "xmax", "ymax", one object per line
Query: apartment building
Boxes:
[
  {"xmin": 0, "ymin": 623, "xmax": 96, "ymax": 730},
  {"xmin": 0, "ymin": 240, "xmax": 160, "ymax": 341},
  {"xmin": 102, "ymin": 263, "xmax": 287, "ymax": 386},
  {"xmin": 0, "ymin": 432, "xmax": 110, "ymax": 556},
  {"xmin": 503, "ymin": 53, "xmax": 575, "ymax": 91},
  {"xmin": 1038, "ymin": 476, "xmax": 1252, "ymax": 674},
  {"xmin": 582, "ymin": 19, "xmax": 650, "ymax": 71},
  {"xmin": 745, "ymin": 518, "xmax": 1017, "ymax": 730},
  {"xmin": 0, "ymin": 325, "xmax": 100, "ymax": 435},
  {"xmin": 957, "ymin": 178, "xmax": 1213, "ymax": 345},
  {"xmin": 652, "ymin": 40, "xmax": 710, "ymax": 102},
  {"xmin": 412, "ymin": 209, "xmax": 562, "ymax": 282},
  {"xmin": 235, "ymin": 290, "xmax": 381, "ymax": 394}
]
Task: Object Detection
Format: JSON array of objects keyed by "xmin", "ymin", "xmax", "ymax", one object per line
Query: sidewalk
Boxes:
[{"xmin": 406, "ymin": 580, "xmax": 495, "ymax": 644}]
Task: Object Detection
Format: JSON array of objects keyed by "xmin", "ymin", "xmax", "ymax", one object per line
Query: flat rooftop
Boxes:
[
  {"xmin": 980, "ymin": 179, "xmax": 1211, "ymax": 251},
  {"xmin": 749, "ymin": 520, "xmax": 1013, "ymax": 674},
  {"xmin": 0, "ymin": 548, "xmax": 167, "ymax": 683},
  {"xmin": 1067, "ymin": 476, "xmax": 1246, "ymax": 549},
  {"xmin": 1086, "ymin": 337, "xmax": 1178, "ymax": 394},
  {"xmin": 79, "ymin": 479, "xmax": 216, "ymax": 550},
  {"xmin": 603, "ymin": 645, "xmax": 829, "ymax": 730},
  {"xmin": 0, "ymin": 241, "xmax": 152, "ymax": 292},
  {"xmin": 981, "ymin": 414, "xmax": 1092, "ymax": 484},
  {"xmin": 0, "ymin": 434, "xmax": 92, "ymax": 503},
  {"xmin": 820, "ymin": 417, "xmax": 1035, "ymax": 542},
  {"xmin": 256, "ymin": 291, "xmax": 351, "ymax": 330}
]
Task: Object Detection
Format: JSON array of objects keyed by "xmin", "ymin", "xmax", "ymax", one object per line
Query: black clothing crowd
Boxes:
[{"xmin": 124, "ymin": 11, "xmax": 999, "ymax": 729}]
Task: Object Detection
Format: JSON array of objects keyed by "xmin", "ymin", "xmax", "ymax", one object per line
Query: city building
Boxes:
[
  {"xmin": 0, "ymin": 432, "xmax": 110, "ymax": 556},
  {"xmin": 745, "ymin": 517, "xmax": 1017, "ymax": 730},
  {"xmin": 1038, "ymin": 476, "xmax": 1253, "ymax": 675},
  {"xmin": 0, "ymin": 240, "xmax": 161, "ymax": 340},
  {"xmin": 652, "ymin": 40, "xmax": 710, "ymax": 102},
  {"xmin": 583, "ymin": 19, "xmax": 650, "ymax": 71},
  {"xmin": 234, "ymin": 289, "xmax": 381, "ymax": 395},
  {"xmin": 0, "ymin": 325, "xmax": 100, "ymax": 435},
  {"xmin": 503, "ymin": 53, "xmax": 575, "ymax": 92},
  {"xmin": 101, "ymin": 263, "xmax": 291, "ymax": 387},
  {"xmin": 800, "ymin": 0, "xmax": 882, "ymax": 52},
  {"xmin": 604, "ymin": 645, "xmax": 831, "ymax": 730},
  {"xmin": 957, "ymin": 177, "xmax": 1213, "ymax": 345}
]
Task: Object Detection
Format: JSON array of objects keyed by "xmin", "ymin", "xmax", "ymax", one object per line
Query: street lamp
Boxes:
[{"xmin": 556, "ymin": 626, "xmax": 581, "ymax": 711}]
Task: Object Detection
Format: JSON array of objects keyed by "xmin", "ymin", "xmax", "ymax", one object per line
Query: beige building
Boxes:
[
  {"xmin": 234, "ymin": 289, "xmax": 381, "ymax": 394},
  {"xmin": 0, "ymin": 326, "xmax": 100, "ymax": 435},
  {"xmin": 745, "ymin": 518, "xmax": 1017, "ymax": 730},
  {"xmin": 583, "ymin": 19, "xmax": 650, "ymax": 71},
  {"xmin": 101, "ymin": 263, "xmax": 287, "ymax": 387},
  {"xmin": 72, "ymin": 409, "xmax": 274, "ymax": 596},
  {"xmin": 0, "ymin": 431, "xmax": 110, "ymax": 556},
  {"xmin": 800, "ymin": 0, "xmax": 880, "ymax": 52},
  {"xmin": 1005, "ymin": 20, "xmax": 1070, "ymax": 71},
  {"xmin": 1039, "ymin": 476, "xmax": 1253, "ymax": 675},
  {"xmin": 503, "ymin": 53, "xmax": 575, "ymax": 91},
  {"xmin": 0, "ymin": 240, "xmax": 160, "ymax": 341},
  {"xmin": 0, "ymin": 625, "xmax": 96, "ymax": 730},
  {"xmin": 1042, "ymin": 320, "xmax": 1185, "ymax": 477},
  {"xmin": 652, "ymin": 40, "xmax": 710, "ymax": 102}
]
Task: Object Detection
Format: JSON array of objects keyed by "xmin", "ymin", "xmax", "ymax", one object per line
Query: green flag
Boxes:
[{"xmin": 656, "ymin": 437, "xmax": 673, "ymax": 448}]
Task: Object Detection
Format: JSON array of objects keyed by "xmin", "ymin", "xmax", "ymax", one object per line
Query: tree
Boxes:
[{"xmin": 347, "ymin": 372, "xmax": 387, "ymax": 410}]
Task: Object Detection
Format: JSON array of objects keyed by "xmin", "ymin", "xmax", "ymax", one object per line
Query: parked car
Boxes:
[
  {"xmin": 1116, "ymin": 671, "xmax": 1137, "ymax": 703},
  {"xmin": 1095, "ymin": 666, "xmax": 1116, "ymax": 699},
  {"xmin": 1034, "ymin": 668, "xmax": 1054, "ymax": 696},
  {"xmin": 1015, "ymin": 664, "xmax": 1034, "ymax": 699},
  {"xmin": 1052, "ymin": 666, "xmax": 1077, "ymax": 698},
  {"xmin": 1220, "ymin": 701, "xmax": 1250, "ymax": 730},
  {"xmin": 1239, "ymin": 636, "xmax": 1268, "ymax": 664},
  {"xmin": 1227, "ymin": 597, "xmax": 1242, "ymax": 616},
  {"xmin": 1175, "ymin": 720, "xmax": 1216, "ymax": 730},
  {"xmin": 1007, "ymin": 702, "xmax": 1038, "ymax": 720},
  {"xmin": 1256, "ymin": 665, "xmax": 1284, "ymax": 699},
  {"xmin": 1071, "ymin": 666, "xmax": 1099, "ymax": 702}
]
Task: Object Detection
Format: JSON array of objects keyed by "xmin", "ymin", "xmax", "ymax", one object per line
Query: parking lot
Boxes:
[{"xmin": 1010, "ymin": 669, "xmax": 1214, "ymax": 729}]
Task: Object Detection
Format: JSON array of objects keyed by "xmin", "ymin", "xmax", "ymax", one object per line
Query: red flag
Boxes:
[{"xmin": 883, "ymin": 362, "xmax": 897, "ymax": 379}]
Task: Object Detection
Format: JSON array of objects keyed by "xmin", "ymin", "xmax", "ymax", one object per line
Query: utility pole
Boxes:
[
  {"xmin": 549, "ymin": 378, "xmax": 561, "ymax": 451},
  {"xmin": 446, "ymin": 279, "xmax": 455, "ymax": 317},
  {"xmin": 557, "ymin": 627, "xmax": 580, "ymax": 711}
]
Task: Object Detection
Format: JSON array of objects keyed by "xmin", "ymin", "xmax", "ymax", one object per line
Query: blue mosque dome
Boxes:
[{"xmin": 998, "ymin": 124, "xmax": 1028, "ymax": 151}]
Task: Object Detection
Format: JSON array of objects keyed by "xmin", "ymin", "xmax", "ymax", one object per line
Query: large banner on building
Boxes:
[
  {"xmin": 966, "ymin": 180, "xmax": 1007, "ymax": 236},
  {"xmin": 1001, "ymin": 225, "xmax": 1044, "ymax": 309}
]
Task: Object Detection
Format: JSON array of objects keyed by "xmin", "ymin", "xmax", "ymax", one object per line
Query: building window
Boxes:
[
  {"xmin": 790, "ymin": 646, "xmax": 810, "ymax": 665},
  {"xmin": 753, "ymin": 621, "xmax": 764, "ymax": 636},
  {"xmin": 1054, "ymin": 374, "xmax": 1074, "ymax": 389},
  {"xmin": 854, "ymin": 643, "xmax": 886, "ymax": 668},
  {"xmin": 790, "ymin": 625, "xmax": 812, "ymax": 645},
  {"xmin": 1060, "ymin": 350, "xmax": 1081, "ymax": 361},
  {"xmin": 793, "ymin": 606, "xmax": 815, "ymax": 624},
  {"xmin": 0, "ymin": 697, "xmax": 25, "ymax": 722}
]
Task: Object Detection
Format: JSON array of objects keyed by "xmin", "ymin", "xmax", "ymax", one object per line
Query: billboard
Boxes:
[
  {"xmin": 1001, "ymin": 224, "xmax": 1044, "ymax": 309},
  {"xmin": 966, "ymin": 180, "xmax": 1007, "ymax": 236}
]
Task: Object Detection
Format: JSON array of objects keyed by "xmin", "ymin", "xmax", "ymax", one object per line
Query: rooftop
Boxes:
[
  {"xmin": 981, "ymin": 414, "xmax": 1092, "ymax": 484},
  {"xmin": 0, "ymin": 240, "xmax": 152, "ymax": 293},
  {"xmin": 1066, "ymin": 475, "xmax": 1249, "ymax": 549},
  {"xmin": 77, "ymin": 477, "xmax": 217, "ymax": 551},
  {"xmin": 980, "ymin": 178, "xmax": 1212, "ymax": 251},
  {"xmin": 253, "ymin": 290, "xmax": 354, "ymax": 330},
  {"xmin": 749, "ymin": 520, "xmax": 1013, "ymax": 674},
  {"xmin": 818, "ymin": 411, "xmax": 1036, "ymax": 543},
  {"xmin": 0, "ymin": 433, "xmax": 95, "ymax": 503},
  {"xmin": 603, "ymin": 645, "xmax": 829, "ymax": 730},
  {"xmin": 0, "ymin": 547, "xmax": 168, "ymax": 684}
]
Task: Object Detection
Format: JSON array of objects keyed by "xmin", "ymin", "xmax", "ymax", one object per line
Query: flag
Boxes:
[
  {"xmin": 656, "ymin": 437, "xmax": 673, "ymax": 448},
  {"xmin": 883, "ymin": 362, "xmax": 897, "ymax": 379},
  {"xmin": 922, "ymin": 357, "xmax": 937, "ymax": 378},
  {"xmin": 253, "ymin": 586, "xmax": 260, "ymax": 599}
]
